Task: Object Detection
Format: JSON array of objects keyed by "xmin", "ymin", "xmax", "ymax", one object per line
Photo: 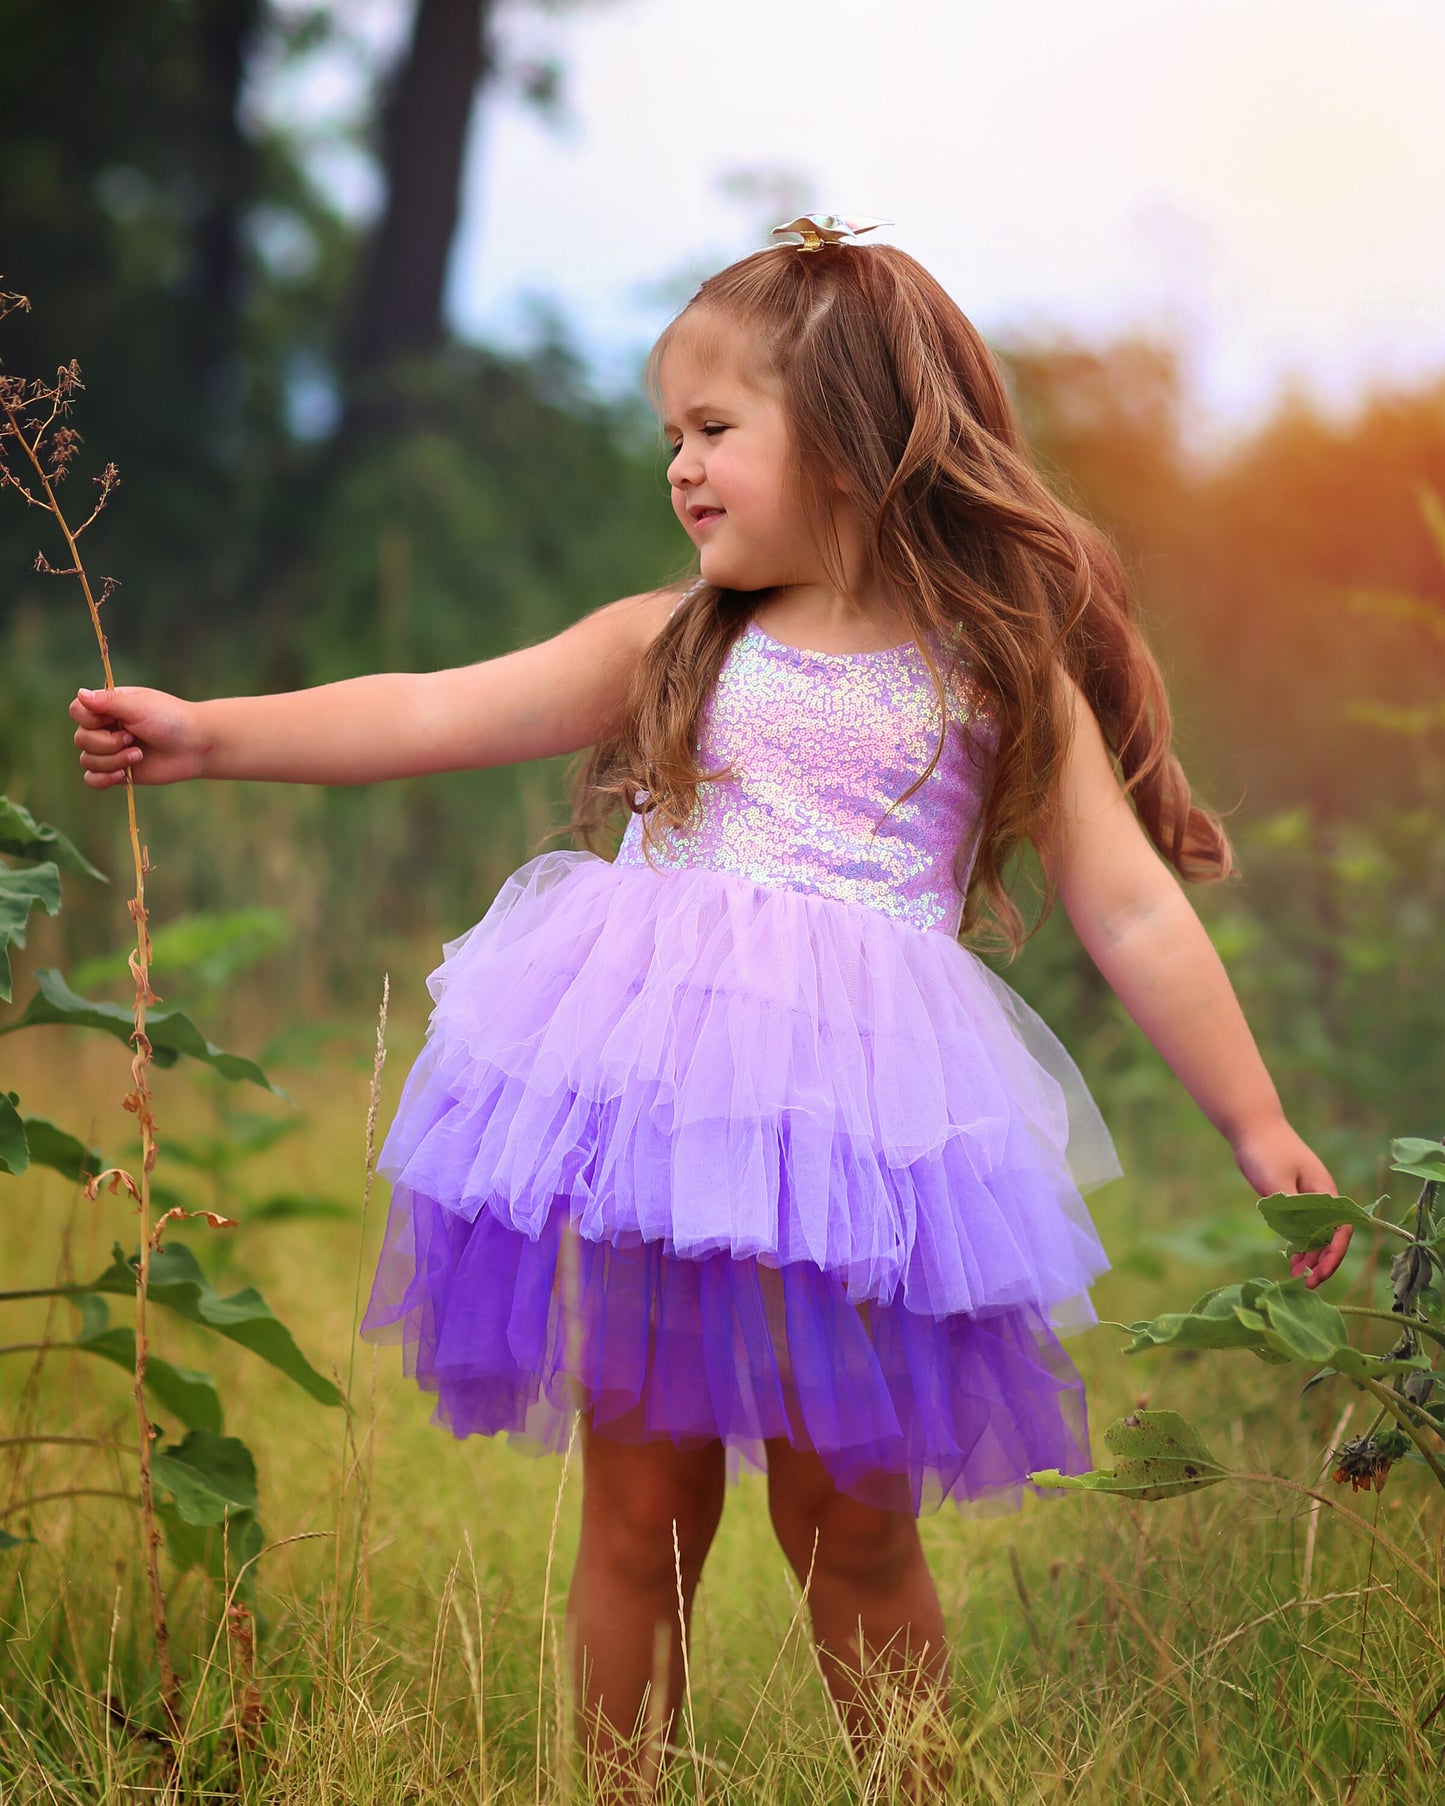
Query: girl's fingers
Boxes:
[
  {"xmin": 79, "ymin": 748, "xmax": 143, "ymax": 774},
  {"xmin": 73, "ymin": 726, "xmax": 134, "ymax": 753}
]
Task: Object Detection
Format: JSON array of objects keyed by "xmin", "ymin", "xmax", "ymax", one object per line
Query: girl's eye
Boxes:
[{"xmin": 665, "ymin": 423, "xmax": 728, "ymax": 456}]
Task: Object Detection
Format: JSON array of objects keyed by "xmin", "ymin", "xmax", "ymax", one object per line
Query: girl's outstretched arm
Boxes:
[
  {"xmin": 1038, "ymin": 681, "xmax": 1351, "ymax": 1288},
  {"xmin": 70, "ymin": 587, "xmax": 679, "ymax": 788}
]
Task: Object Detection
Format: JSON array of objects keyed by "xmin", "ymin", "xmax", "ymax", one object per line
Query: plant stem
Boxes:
[
  {"xmin": 0, "ymin": 1286, "xmax": 93, "ymax": 1304},
  {"xmin": 0, "ymin": 1487, "xmax": 140, "ymax": 1520},
  {"xmin": 1, "ymin": 392, "xmax": 180, "ymax": 1743},
  {"xmin": 0, "ymin": 1436, "xmax": 138, "ymax": 1454},
  {"xmin": 1339, "ymin": 1303, "xmax": 1445, "ymax": 1354}
]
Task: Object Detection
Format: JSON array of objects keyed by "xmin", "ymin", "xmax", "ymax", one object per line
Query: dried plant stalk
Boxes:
[{"xmin": 0, "ymin": 289, "xmax": 179, "ymax": 1741}]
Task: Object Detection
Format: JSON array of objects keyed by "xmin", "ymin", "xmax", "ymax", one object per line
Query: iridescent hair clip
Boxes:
[{"xmin": 770, "ymin": 213, "xmax": 890, "ymax": 252}]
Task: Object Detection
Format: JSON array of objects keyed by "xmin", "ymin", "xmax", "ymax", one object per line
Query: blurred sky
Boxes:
[{"xmin": 265, "ymin": 0, "xmax": 1445, "ymax": 442}]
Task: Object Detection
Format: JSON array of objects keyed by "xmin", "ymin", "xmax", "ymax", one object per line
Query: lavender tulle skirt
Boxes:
[{"xmin": 363, "ymin": 851, "xmax": 1118, "ymax": 1513}]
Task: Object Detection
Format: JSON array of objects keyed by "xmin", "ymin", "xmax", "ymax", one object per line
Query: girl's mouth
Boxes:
[{"xmin": 690, "ymin": 507, "xmax": 725, "ymax": 530}]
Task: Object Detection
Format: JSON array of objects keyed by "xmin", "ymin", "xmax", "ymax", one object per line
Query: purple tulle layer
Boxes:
[
  {"xmin": 362, "ymin": 851, "xmax": 1117, "ymax": 1510},
  {"xmin": 365, "ymin": 1192, "xmax": 1091, "ymax": 1513}
]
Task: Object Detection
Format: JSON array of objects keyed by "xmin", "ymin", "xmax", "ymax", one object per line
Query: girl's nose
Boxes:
[{"xmin": 666, "ymin": 442, "xmax": 700, "ymax": 489}]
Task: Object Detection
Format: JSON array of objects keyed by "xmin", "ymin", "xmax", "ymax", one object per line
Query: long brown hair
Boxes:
[{"xmin": 572, "ymin": 242, "xmax": 1231, "ymax": 949}]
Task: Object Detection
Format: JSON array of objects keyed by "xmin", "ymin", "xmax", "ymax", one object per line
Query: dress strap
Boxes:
[{"xmin": 670, "ymin": 577, "xmax": 707, "ymax": 618}]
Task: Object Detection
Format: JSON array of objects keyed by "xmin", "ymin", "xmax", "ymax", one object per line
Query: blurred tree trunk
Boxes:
[
  {"xmin": 342, "ymin": 0, "xmax": 494, "ymax": 431},
  {"xmin": 191, "ymin": 0, "xmax": 264, "ymax": 429}
]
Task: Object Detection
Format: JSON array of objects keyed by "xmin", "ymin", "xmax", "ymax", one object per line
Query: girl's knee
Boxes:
[
  {"xmin": 583, "ymin": 1434, "xmax": 725, "ymax": 1588},
  {"xmin": 768, "ymin": 1450, "xmax": 918, "ymax": 1593}
]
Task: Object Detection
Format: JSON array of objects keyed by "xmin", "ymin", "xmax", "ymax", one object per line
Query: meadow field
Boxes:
[
  {"xmin": 4, "ymin": 7, "xmax": 1445, "ymax": 1800},
  {"xmin": 3, "ymin": 970, "xmax": 1440, "ymax": 1804}
]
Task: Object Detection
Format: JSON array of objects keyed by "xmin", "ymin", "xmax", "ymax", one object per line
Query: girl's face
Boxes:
[{"xmin": 658, "ymin": 314, "xmax": 823, "ymax": 594}]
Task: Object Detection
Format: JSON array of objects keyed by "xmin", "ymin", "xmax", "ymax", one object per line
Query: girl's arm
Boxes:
[
  {"xmin": 1037, "ymin": 682, "xmax": 1351, "ymax": 1288},
  {"xmin": 70, "ymin": 586, "xmax": 680, "ymax": 788}
]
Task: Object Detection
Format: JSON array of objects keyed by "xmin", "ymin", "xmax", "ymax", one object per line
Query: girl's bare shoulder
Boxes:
[{"xmin": 579, "ymin": 583, "xmax": 691, "ymax": 657}]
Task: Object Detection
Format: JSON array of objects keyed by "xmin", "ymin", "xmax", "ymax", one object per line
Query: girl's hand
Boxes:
[
  {"xmin": 70, "ymin": 685, "xmax": 208, "ymax": 788},
  {"xmin": 1231, "ymin": 1116, "xmax": 1351, "ymax": 1289}
]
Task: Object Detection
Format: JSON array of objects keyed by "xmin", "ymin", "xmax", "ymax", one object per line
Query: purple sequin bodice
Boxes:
[{"xmin": 614, "ymin": 620, "xmax": 992, "ymax": 935}]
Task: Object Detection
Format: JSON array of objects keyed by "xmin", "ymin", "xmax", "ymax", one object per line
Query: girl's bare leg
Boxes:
[
  {"xmin": 565, "ymin": 1420, "xmax": 726, "ymax": 1796},
  {"xmin": 765, "ymin": 1439, "xmax": 949, "ymax": 1757}
]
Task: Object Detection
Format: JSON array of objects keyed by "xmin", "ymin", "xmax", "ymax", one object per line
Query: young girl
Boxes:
[{"xmin": 71, "ymin": 219, "xmax": 1348, "ymax": 1784}]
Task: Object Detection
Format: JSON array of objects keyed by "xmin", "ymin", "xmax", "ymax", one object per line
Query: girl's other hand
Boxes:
[
  {"xmin": 70, "ymin": 685, "xmax": 207, "ymax": 788},
  {"xmin": 1231, "ymin": 1116, "xmax": 1351, "ymax": 1289}
]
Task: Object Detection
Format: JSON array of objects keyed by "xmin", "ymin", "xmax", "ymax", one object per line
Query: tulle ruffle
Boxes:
[
  {"xmin": 362, "ymin": 850, "xmax": 1118, "ymax": 1509},
  {"xmin": 375, "ymin": 851, "xmax": 1116, "ymax": 1326},
  {"xmin": 365, "ymin": 1194, "xmax": 1091, "ymax": 1514}
]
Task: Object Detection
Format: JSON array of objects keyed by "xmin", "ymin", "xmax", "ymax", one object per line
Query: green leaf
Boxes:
[
  {"xmin": 17, "ymin": 1116, "xmax": 102, "ymax": 1184},
  {"xmin": 88, "ymin": 1242, "xmax": 342, "ymax": 1407},
  {"xmin": 1122, "ymin": 1275, "xmax": 1425, "ymax": 1382},
  {"xmin": 0, "ymin": 798, "xmax": 105, "ymax": 879},
  {"xmin": 152, "ymin": 1431, "xmax": 264, "ymax": 1598},
  {"xmin": 1254, "ymin": 1280, "xmax": 1350, "ymax": 1365},
  {"xmin": 0, "ymin": 969, "xmax": 284, "ymax": 1094},
  {"xmin": 155, "ymin": 1497, "xmax": 263, "ymax": 1601},
  {"xmin": 1391, "ymin": 1138, "xmax": 1445, "ymax": 1186},
  {"xmin": 154, "ymin": 1497, "xmax": 263, "ymax": 1602},
  {"xmin": 0, "ymin": 1100, "xmax": 103, "ymax": 1185},
  {"xmin": 0, "ymin": 1093, "xmax": 27, "ymax": 1176},
  {"xmin": 152, "ymin": 1430, "xmax": 257, "ymax": 1526},
  {"xmin": 1031, "ymin": 1410, "xmax": 1231, "ymax": 1502},
  {"xmin": 0, "ymin": 1529, "xmax": 35, "ymax": 1551},
  {"xmin": 1119, "ymin": 1282, "xmax": 1286, "ymax": 1358},
  {"xmin": 69, "ymin": 1303, "xmax": 222, "ymax": 1432},
  {"xmin": 0, "ymin": 861, "xmax": 61, "ymax": 1002},
  {"xmin": 1257, "ymin": 1192, "xmax": 1380, "ymax": 1252}
]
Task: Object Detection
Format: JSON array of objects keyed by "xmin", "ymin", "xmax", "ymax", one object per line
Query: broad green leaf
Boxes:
[
  {"xmin": 0, "ymin": 1100, "xmax": 104, "ymax": 1185},
  {"xmin": 88, "ymin": 1242, "xmax": 342, "ymax": 1406},
  {"xmin": 1391, "ymin": 1138, "xmax": 1445, "ymax": 1186},
  {"xmin": 18, "ymin": 1116, "xmax": 102, "ymax": 1184},
  {"xmin": 0, "ymin": 861, "xmax": 61, "ymax": 1001},
  {"xmin": 0, "ymin": 969, "xmax": 284, "ymax": 1094},
  {"xmin": 0, "ymin": 1093, "xmax": 27, "ymax": 1176},
  {"xmin": 0, "ymin": 1529, "xmax": 35, "ymax": 1550},
  {"xmin": 0, "ymin": 1295, "xmax": 224, "ymax": 1430},
  {"xmin": 1120, "ymin": 1282, "xmax": 1284, "ymax": 1357},
  {"xmin": 71, "ymin": 1311, "xmax": 222, "ymax": 1433},
  {"xmin": 155, "ymin": 1497, "xmax": 263, "ymax": 1600},
  {"xmin": 0, "ymin": 798, "xmax": 105, "ymax": 879},
  {"xmin": 70, "ymin": 908, "xmax": 288, "ymax": 996},
  {"xmin": 1254, "ymin": 1280, "xmax": 1350, "ymax": 1364},
  {"xmin": 152, "ymin": 1430, "xmax": 257, "ymax": 1527},
  {"xmin": 1257, "ymin": 1192, "xmax": 1380, "ymax": 1252},
  {"xmin": 1122, "ymin": 1275, "xmax": 1424, "ymax": 1382},
  {"xmin": 1032, "ymin": 1410, "xmax": 1231, "ymax": 1502}
]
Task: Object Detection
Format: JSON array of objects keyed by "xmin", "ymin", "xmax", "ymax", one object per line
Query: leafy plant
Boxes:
[
  {"xmin": 1034, "ymin": 1135, "xmax": 1445, "ymax": 1529},
  {"xmin": 0, "ymin": 293, "xmax": 341, "ymax": 1748}
]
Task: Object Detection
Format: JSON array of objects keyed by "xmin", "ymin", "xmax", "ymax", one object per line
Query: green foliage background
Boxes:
[{"xmin": 3, "ymin": 8, "xmax": 1445, "ymax": 1795}]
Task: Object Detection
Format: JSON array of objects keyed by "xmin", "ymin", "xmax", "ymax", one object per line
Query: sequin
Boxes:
[{"xmin": 614, "ymin": 621, "xmax": 993, "ymax": 935}]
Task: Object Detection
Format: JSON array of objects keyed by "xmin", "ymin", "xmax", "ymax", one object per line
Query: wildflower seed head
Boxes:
[{"xmin": 1331, "ymin": 1433, "xmax": 1404, "ymax": 1493}]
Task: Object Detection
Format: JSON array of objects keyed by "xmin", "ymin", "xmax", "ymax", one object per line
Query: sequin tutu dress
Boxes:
[{"xmin": 363, "ymin": 618, "xmax": 1119, "ymax": 1512}]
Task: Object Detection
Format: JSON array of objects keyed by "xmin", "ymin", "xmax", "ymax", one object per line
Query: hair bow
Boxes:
[{"xmin": 770, "ymin": 214, "xmax": 890, "ymax": 252}]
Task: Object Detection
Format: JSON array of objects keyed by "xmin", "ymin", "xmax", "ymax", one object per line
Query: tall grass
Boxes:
[{"xmin": 2, "ymin": 1010, "xmax": 1441, "ymax": 1802}]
